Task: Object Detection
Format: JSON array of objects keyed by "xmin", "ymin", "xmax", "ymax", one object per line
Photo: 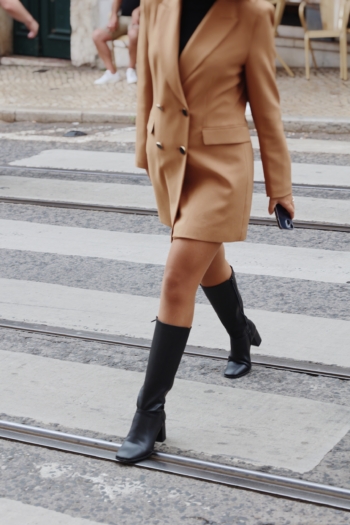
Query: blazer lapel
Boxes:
[
  {"xmin": 157, "ymin": 0, "xmax": 187, "ymax": 106},
  {"xmin": 179, "ymin": 0, "xmax": 239, "ymax": 85}
]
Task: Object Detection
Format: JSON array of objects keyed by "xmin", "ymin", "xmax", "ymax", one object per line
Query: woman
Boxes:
[{"xmin": 116, "ymin": 0, "xmax": 294, "ymax": 464}]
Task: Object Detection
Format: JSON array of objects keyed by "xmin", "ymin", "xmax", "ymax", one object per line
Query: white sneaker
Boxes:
[
  {"xmin": 94, "ymin": 70, "xmax": 121, "ymax": 85},
  {"xmin": 126, "ymin": 68, "xmax": 137, "ymax": 84}
]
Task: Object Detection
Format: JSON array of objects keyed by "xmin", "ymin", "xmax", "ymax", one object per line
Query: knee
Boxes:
[
  {"xmin": 92, "ymin": 28, "xmax": 105, "ymax": 44},
  {"xmin": 162, "ymin": 269, "xmax": 191, "ymax": 305}
]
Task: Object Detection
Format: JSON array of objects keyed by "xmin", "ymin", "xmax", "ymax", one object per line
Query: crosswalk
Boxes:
[
  {"xmin": 1, "ymin": 137, "xmax": 350, "ymax": 479},
  {"xmin": 1, "ymin": 175, "xmax": 350, "ymax": 225},
  {"xmin": 1, "ymin": 279, "xmax": 350, "ymax": 366},
  {"xmin": 9, "ymin": 148, "xmax": 350, "ymax": 186},
  {"xmin": 2, "ymin": 350, "xmax": 350, "ymax": 472},
  {"xmin": 1, "ymin": 221, "xmax": 350, "ymax": 282}
]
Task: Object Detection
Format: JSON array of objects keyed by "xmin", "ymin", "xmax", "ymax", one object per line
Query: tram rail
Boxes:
[
  {"xmin": 1, "ymin": 320, "xmax": 349, "ymax": 380},
  {"xmin": 0, "ymin": 420, "xmax": 349, "ymax": 511},
  {"xmin": 1, "ymin": 165, "xmax": 350, "ymax": 232},
  {"xmin": 1, "ymin": 164, "xmax": 350, "ymax": 192},
  {"xmin": 1, "ymin": 195, "xmax": 349, "ymax": 233}
]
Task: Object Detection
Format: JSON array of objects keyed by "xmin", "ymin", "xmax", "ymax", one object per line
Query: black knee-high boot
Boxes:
[
  {"xmin": 116, "ymin": 319, "xmax": 191, "ymax": 464},
  {"xmin": 201, "ymin": 269, "xmax": 261, "ymax": 379}
]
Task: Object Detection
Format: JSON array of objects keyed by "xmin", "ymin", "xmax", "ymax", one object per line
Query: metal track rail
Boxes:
[
  {"xmin": 1, "ymin": 420, "xmax": 349, "ymax": 511},
  {"xmin": 1, "ymin": 196, "xmax": 349, "ymax": 232},
  {"xmin": 1, "ymin": 320, "xmax": 349, "ymax": 380},
  {"xmin": 1, "ymin": 164, "xmax": 350, "ymax": 192},
  {"xmin": 0, "ymin": 165, "xmax": 147, "ymax": 179}
]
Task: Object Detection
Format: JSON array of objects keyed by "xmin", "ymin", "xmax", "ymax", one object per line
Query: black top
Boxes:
[
  {"xmin": 121, "ymin": 0, "xmax": 140, "ymax": 16},
  {"xmin": 179, "ymin": 0, "xmax": 217, "ymax": 55}
]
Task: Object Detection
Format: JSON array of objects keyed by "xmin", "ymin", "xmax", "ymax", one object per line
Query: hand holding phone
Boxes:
[{"xmin": 274, "ymin": 204, "xmax": 294, "ymax": 230}]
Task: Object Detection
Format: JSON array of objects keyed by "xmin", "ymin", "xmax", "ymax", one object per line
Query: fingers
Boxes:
[
  {"xmin": 283, "ymin": 201, "xmax": 295, "ymax": 219},
  {"xmin": 268, "ymin": 199, "xmax": 277, "ymax": 215},
  {"xmin": 268, "ymin": 194, "xmax": 295, "ymax": 219}
]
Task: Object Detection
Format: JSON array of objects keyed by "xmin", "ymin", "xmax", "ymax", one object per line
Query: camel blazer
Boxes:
[{"xmin": 136, "ymin": 0, "xmax": 292, "ymax": 242}]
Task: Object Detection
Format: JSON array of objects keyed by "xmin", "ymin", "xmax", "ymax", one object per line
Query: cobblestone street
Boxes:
[{"xmin": 0, "ymin": 64, "xmax": 349, "ymax": 119}]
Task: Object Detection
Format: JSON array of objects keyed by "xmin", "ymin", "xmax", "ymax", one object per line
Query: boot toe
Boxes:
[
  {"xmin": 224, "ymin": 360, "xmax": 251, "ymax": 379},
  {"xmin": 116, "ymin": 441, "xmax": 153, "ymax": 464}
]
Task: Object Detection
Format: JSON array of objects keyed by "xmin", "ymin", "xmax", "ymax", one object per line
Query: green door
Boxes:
[
  {"xmin": 41, "ymin": 0, "xmax": 71, "ymax": 59},
  {"xmin": 13, "ymin": 0, "xmax": 71, "ymax": 59}
]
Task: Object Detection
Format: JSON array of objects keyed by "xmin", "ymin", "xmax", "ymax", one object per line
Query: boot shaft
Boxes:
[
  {"xmin": 138, "ymin": 319, "xmax": 191, "ymax": 411},
  {"xmin": 201, "ymin": 269, "xmax": 247, "ymax": 337}
]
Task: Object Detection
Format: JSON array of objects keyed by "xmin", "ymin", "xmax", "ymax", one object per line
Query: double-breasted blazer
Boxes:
[{"xmin": 136, "ymin": 0, "xmax": 292, "ymax": 242}]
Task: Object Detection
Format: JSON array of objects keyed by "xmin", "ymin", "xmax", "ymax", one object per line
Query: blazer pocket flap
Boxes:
[
  {"xmin": 147, "ymin": 117, "xmax": 155, "ymax": 134},
  {"xmin": 202, "ymin": 126, "xmax": 250, "ymax": 145}
]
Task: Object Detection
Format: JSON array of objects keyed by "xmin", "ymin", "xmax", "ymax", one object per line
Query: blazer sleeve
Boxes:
[
  {"xmin": 135, "ymin": 0, "xmax": 153, "ymax": 171},
  {"xmin": 245, "ymin": 3, "xmax": 292, "ymax": 198}
]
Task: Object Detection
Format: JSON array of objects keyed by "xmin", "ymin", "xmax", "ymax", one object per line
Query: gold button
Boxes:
[
  {"xmin": 156, "ymin": 142, "xmax": 164, "ymax": 149},
  {"xmin": 182, "ymin": 108, "xmax": 188, "ymax": 117},
  {"xmin": 156, "ymin": 104, "xmax": 164, "ymax": 111},
  {"xmin": 179, "ymin": 146, "xmax": 186, "ymax": 155}
]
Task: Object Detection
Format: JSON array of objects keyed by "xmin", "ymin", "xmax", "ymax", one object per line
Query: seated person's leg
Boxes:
[
  {"xmin": 93, "ymin": 27, "xmax": 121, "ymax": 83},
  {"xmin": 126, "ymin": 7, "xmax": 140, "ymax": 84}
]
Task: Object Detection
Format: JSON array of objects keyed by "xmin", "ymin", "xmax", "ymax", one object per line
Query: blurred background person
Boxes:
[
  {"xmin": 93, "ymin": 0, "xmax": 140, "ymax": 85},
  {"xmin": 0, "ymin": 0, "xmax": 39, "ymax": 38}
]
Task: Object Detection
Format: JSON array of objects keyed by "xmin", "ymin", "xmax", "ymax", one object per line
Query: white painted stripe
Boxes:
[
  {"xmin": 9, "ymin": 149, "xmax": 350, "ymax": 186},
  {"xmin": 252, "ymin": 136, "xmax": 350, "ymax": 154},
  {"xmin": 0, "ymin": 499, "xmax": 105, "ymax": 525},
  {"xmin": 1, "ymin": 176, "xmax": 349, "ymax": 225},
  {"xmin": 1, "ymin": 279, "xmax": 350, "ymax": 368},
  {"xmin": 0, "ymin": 176, "xmax": 156, "ymax": 209},
  {"xmin": 9, "ymin": 150, "xmax": 144, "ymax": 174},
  {"xmin": 1, "ymin": 220, "xmax": 349, "ymax": 284},
  {"xmin": 4, "ymin": 131, "xmax": 350, "ymax": 153},
  {"xmin": 255, "ymin": 162, "xmax": 350, "ymax": 187},
  {"xmin": 2, "ymin": 349, "xmax": 350, "ymax": 472}
]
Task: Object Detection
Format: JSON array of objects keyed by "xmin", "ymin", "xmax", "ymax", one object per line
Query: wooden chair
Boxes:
[
  {"xmin": 299, "ymin": 0, "xmax": 350, "ymax": 80},
  {"xmin": 267, "ymin": 0, "xmax": 295, "ymax": 77}
]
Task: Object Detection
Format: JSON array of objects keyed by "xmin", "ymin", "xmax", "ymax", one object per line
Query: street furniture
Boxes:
[
  {"xmin": 299, "ymin": 0, "xmax": 350, "ymax": 80},
  {"xmin": 267, "ymin": 0, "xmax": 295, "ymax": 77}
]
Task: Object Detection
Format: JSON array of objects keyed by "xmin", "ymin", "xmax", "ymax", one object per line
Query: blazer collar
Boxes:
[
  {"xmin": 157, "ymin": 0, "xmax": 239, "ymax": 104},
  {"xmin": 179, "ymin": 0, "xmax": 239, "ymax": 85}
]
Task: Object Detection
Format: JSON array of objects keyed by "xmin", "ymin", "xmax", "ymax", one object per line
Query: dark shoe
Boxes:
[
  {"xmin": 224, "ymin": 318, "xmax": 261, "ymax": 378},
  {"xmin": 201, "ymin": 268, "xmax": 261, "ymax": 379},
  {"xmin": 116, "ymin": 319, "xmax": 190, "ymax": 464}
]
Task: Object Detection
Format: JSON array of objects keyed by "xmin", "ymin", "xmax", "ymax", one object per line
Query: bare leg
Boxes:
[
  {"xmin": 128, "ymin": 24, "xmax": 139, "ymax": 69},
  {"xmin": 201, "ymin": 244, "xmax": 231, "ymax": 287},
  {"xmin": 92, "ymin": 28, "xmax": 117, "ymax": 74},
  {"xmin": 117, "ymin": 239, "xmax": 231, "ymax": 464},
  {"xmin": 158, "ymin": 238, "xmax": 224, "ymax": 327}
]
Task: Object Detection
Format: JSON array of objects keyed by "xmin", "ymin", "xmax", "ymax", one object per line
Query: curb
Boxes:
[
  {"xmin": 1, "ymin": 107, "xmax": 349, "ymax": 133},
  {"xmin": 0, "ymin": 108, "xmax": 136, "ymax": 125}
]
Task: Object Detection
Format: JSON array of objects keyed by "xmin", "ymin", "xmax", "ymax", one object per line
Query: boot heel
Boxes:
[
  {"xmin": 252, "ymin": 330, "xmax": 262, "ymax": 347},
  {"xmin": 156, "ymin": 423, "xmax": 166, "ymax": 443}
]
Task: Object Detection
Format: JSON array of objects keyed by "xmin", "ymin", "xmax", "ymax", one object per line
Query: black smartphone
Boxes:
[{"xmin": 274, "ymin": 204, "xmax": 294, "ymax": 230}]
